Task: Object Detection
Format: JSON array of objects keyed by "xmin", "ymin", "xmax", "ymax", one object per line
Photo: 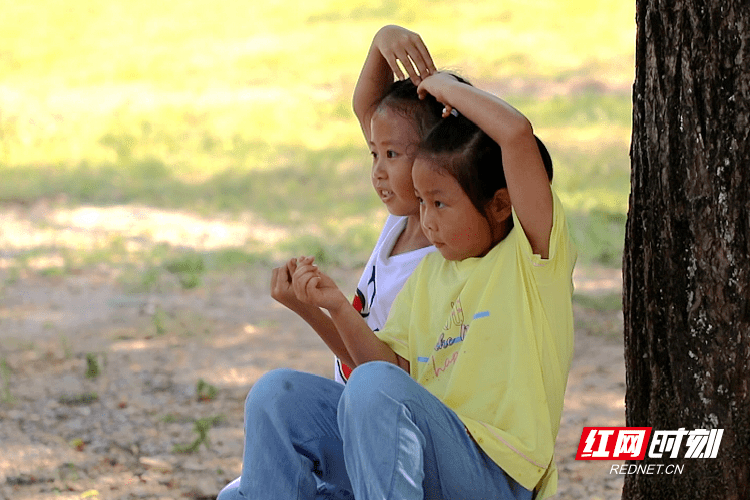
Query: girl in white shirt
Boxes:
[{"xmin": 269, "ymin": 25, "xmax": 442, "ymax": 383}]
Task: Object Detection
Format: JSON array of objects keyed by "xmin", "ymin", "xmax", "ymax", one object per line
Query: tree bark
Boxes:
[{"xmin": 624, "ymin": 0, "xmax": 750, "ymax": 498}]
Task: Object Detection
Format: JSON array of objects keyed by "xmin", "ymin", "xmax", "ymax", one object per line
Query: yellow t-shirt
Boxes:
[{"xmin": 376, "ymin": 191, "xmax": 576, "ymax": 498}]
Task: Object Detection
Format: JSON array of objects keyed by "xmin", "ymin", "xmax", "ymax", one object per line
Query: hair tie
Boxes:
[{"xmin": 442, "ymin": 107, "xmax": 460, "ymax": 117}]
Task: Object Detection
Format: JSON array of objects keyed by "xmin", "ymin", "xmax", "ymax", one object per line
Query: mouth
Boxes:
[{"xmin": 377, "ymin": 188, "xmax": 394, "ymax": 202}]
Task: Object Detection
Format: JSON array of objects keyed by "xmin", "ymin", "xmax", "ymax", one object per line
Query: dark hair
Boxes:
[
  {"xmin": 374, "ymin": 79, "xmax": 444, "ymax": 139},
  {"xmin": 535, "ymin": 136, "xmax": 553, "ymax": 182},
  {"xmin": 417, "ymin": 114, "xmax": 505, "ymax": 216},
  {"xmin": 416, "ymin": 114, "xmax": 554, "ymax": 217}
]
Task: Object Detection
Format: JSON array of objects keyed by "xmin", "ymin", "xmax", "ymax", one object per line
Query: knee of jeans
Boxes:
[
  {"xmin": 340, "ymin": 361, "xmax": 407, "ymax": 411},
  {"xmin": 245, "ymin": 368, "xmax": 303, "ymax": 418}
]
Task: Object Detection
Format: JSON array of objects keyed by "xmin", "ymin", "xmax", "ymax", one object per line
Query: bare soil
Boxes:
[{"xmin": 0, "ymin": 205, "xmax": 626, "ymax": 500}]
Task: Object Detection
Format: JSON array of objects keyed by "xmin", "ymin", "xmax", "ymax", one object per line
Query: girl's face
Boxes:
[
  {"xmin": 369, "ymin": 107, "xmax": 421, "ymax": 217},
  {"xmin": 412, "ymin": 158, "xmax": 497, "ymax": 261}
]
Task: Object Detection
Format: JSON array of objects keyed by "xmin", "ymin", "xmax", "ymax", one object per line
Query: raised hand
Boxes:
[
  {"xmin": 373, "ymin": 25, "xmax": 437, "ymax": 85},
  {"xmin": 417, "ymin": 71, "xmax": 462, "ymax": 116}
]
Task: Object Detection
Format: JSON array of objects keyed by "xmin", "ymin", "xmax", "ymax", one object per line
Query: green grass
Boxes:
[
  {"xmin": 574, "ymin": 292, "xmax": 623, "ymax": 312},
  {"xmin": 1, "ymin": 0, "xmax": 635, "ymax": 270},
  {"xmin": 173, "ymin": 415, "xmax": 224, "ymax": 453}
]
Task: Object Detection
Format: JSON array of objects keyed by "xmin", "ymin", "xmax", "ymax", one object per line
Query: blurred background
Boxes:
[
  {"xmin": 0, "ymin": 2, "xmax": 633, "ymax": 497},
  {"xmin": 0, "ymin": 0, "xmax": 634, "ymax": 277}
]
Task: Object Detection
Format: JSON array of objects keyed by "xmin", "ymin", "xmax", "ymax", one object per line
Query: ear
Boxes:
[{"xmin": 486, "ymin": 188, "xmax": 512, "ymax": 224}]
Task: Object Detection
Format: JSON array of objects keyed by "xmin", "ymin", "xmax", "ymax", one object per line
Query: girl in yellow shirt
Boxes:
[{"xmin": 229, "ymin": 72, "xmax": 574, "ymax": 500}]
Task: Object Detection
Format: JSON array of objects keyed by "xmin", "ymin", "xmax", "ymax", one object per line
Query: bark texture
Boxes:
[{"xmin": 624, "ymin": 0, "xmax": 750, "ymax": 498}]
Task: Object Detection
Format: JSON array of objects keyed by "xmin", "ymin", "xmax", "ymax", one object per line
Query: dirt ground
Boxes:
[{"xmin": 0, "ymin": 205, "xmax": 627, "ymax": 500}]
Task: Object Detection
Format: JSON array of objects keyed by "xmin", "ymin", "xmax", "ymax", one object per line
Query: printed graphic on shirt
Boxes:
[
  {"xmin": 352, "ymin": 265, "xmax": 376, "ymax": 320},
  {"xmin": 364, "ymin": 265, "xmax": 376, "ymax": 318},
  {"xmin": 337, "ymin": 358, "xmax": 353, "ymax": 381},
  {"xmin": 419, "ymin": 296, "xmax": 475, "ymax": 379},
  {"xmin": 351, "ymin": 289, "xmax": 366, "ymax": 316},
  {"xmin": 444, "ymin": 296, "xmax": 465, "ymax": 331}
]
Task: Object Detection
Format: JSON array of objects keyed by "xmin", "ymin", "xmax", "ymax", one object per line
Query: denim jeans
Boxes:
[{"xmin": 217, "ymin": 361, "xmax": 532, "ymax": 500}]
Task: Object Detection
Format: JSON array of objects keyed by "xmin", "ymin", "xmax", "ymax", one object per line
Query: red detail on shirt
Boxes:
[
  {"xmin": 341, "ymin": 362, "xmax": 353, "ymax": 380},
  {"xmin": 352, "ymin": 294, "xmax": 363, "ymax": 313}
]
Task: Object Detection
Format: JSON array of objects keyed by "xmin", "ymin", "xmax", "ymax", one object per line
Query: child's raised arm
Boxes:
[
  {"xmin": 418, "ymin": 73, "xmax": 554, "ymax": 258},
  {"xmin": 292, "ymin": 257, "xmax": 410, "ymax": 372},
  {"xmin": 353, "ymin": 25, "xmax": 436, "ymax": 144}
]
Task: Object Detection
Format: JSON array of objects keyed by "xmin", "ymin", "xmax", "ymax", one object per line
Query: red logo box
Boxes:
[{"xmin": 576, "ymin": 427, "xmax": 653, "ymax": 460}]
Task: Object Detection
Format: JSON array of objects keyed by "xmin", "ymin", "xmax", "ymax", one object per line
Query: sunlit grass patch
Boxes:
[
  {"xmin": 1, "ymin": 0, "xmax": 636, "ymax": 272},
  {"xmin": 514, "ymin": 89, "xmax": 632, "ymax": 131},
  {"xmin": 574, "ymin": 292, "xmax": 622, "ymax": 312},
  {"xmin": 567, "ymin": 211, "xmax": 626, "ymax": 267},
  {"xmin": 555, "ymin": 150, "xmax": 629, "ymax": 268}
]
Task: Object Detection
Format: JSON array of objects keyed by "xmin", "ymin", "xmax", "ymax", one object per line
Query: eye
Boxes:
[
  {"xmin": 434, "ymin": 200, "xmax": 445, "ymax": 208},
  {"xmin": 386, "ymin": 150, "xmax": 397, "ymax": 159},
  {"xmin": 416, "ymin": 196, "xmax": 424, "ymax": 205},
  {"xmin": 370, "ymin": 151, "xmax": 378, "ymax": 160}
]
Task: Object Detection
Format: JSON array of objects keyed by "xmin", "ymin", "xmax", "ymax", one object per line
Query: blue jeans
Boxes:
[{"xmin": 217, "ymin": 361, "xmax": 532, "ymax": 500}]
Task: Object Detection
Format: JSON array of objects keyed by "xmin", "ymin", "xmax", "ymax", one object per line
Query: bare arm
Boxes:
[
  {"xmin": 353, "ymin": 25, "xmax": 436, "ymax": 144},
  {"xmin": 418, "ymin": 74, "xmax": 553, "ymax": 257},
  {"xmin": 327, "ymin": 295, "xmax": 410, "ymax": 373},
  {"xmin": 292, "ymin": 257, "xmax": 410, "ymax": 372},
  {"xmin": 290, "ymin": 304, "xmax": 357, "ymax": 368}
]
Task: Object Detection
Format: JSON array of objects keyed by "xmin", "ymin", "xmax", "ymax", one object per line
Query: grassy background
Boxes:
[{"xmin": 0, "ymin": 0, "xmax": 634, "ymax": 274}]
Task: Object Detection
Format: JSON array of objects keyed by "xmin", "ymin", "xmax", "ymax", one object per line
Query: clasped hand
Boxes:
[{"xmin": 285, "ymin": 256, "xmax": 348, "ymax": 312}]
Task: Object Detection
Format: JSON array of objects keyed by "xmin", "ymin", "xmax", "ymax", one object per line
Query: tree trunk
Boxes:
[{"xmin": 624, "ymin": 0, "xmax": 750, "ymax": 498}]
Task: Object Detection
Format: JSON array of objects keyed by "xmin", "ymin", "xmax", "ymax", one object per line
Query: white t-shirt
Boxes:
[{"xmin": 334, "ymin": 215, "xmax": 435, "ymax": 383}]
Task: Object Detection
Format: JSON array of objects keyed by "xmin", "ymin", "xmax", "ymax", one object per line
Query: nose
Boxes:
[
  {"xmin": 372, "ymin": 156, "xmax": 386, "ymax": 181},
  {"xmin": 420, "ymin": 205, "xmax": 437, "ymax": 233}
]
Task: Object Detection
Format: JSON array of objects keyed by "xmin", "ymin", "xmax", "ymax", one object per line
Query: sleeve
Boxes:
[{"xmin": 511, "ymin": 190, "xmax": 577, "ymax": 284}]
